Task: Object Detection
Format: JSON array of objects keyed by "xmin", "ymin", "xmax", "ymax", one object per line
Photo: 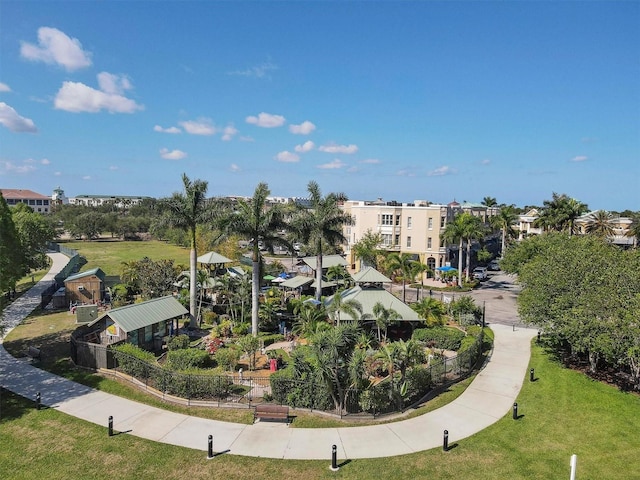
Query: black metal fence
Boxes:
[{"xmin": 70, "ymin": 331, "xmax": 485, "ymax": 415}]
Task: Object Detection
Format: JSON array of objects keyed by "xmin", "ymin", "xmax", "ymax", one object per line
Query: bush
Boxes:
[
  {"xmin": 168, "ymin": 334, "xmax": 190, "ymax": 351},
  {"xmin": 112, "ymin": 343, "xmax": 156, "ymax": 378},
  {"xmin": 259, "ymin": 333, "xmax": 285, "ymax": 347},
  {"xmin": 412, "ymin": 327, "xmax": 465, "ymax": 351},
  {"xmin": 214, "ymin": 347, "xmax": 241, "ymax": 371},
  {"xmin": 232, "ymin": 322, "xmax": 250, "ymax": 336},
  {"xmin": 166, "ymin": 348, "xmax": 211, "ymax": 370},
  {"xmin": 403, "ymin": 366, "xmax": 431, "ymax": 404}
]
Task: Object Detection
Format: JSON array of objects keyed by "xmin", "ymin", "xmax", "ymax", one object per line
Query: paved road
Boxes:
[{"xmin": 1, "ymin": 253, "xmax": 537, "ymax": 460}]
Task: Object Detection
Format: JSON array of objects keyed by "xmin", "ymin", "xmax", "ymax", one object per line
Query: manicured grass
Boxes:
[
  {"xmin": 61, "ymin": 239, "xmax": 191, "ymax": 278},
  {"xmin": 1, "ymin": 342, "xmax": 639, "ymax": 479}
]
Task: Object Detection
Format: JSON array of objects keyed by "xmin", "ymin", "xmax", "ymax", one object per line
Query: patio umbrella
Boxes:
[{"xmin": 263, "ymin": 275, "xmax": 276, "ymax": 281}]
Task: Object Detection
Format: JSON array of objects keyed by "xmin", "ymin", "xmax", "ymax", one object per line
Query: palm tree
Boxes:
[
  {"xmin": 352, "ymin": 229, "xmax": 383, "ymax": 269},
  {"xmin": 292, "ymin": 304, "xmax": 330, "ymax": 337},
  {"xmin": 626, "ymin": 214, "xmax": 640, "ymax": 249},
  {"xmin": 158, "ymin": 173, "xmax": 211, "ymax": 325},
  {"xmin": 411, "ymin": 297, "xmax": 447, "ymax": 327},
  {"xmin": 385, "ymin": 252, "xmax": 419, "ymax": 303},
  {"xmin": 220, "ymin": 182, "xmax": 289, "ymax": 336},
  {"xmin": 440, "ymin": 213, "xmax": 469, "ymax": 287},
  {"xmin": 585, "ymin": 210, "xmax": 615, "ymax": 238},
  {"xmin": 481, "ymin": 196, "xmax": 497, "ymax": 207},
  {"xmin": 462, "ymin": 215, "xmax": 487, "ymax": 282},
  {"xmin": 327, "ymin": 264, "xmax": 350, "ymax": 288},
  {"xmin": 372, "ymin": 302, "xmax": 402, "ymax": 342},
  {"xmin": 492, "ymin": 205, "xmax": 518, "ymax": 257},
  {"xmin": 326, "ymin": 289, "xmax": 363, "ymax": 326},
  {"xmin": 292, "ymin": 181, "xmax": 352, "ymax": 301},
  {"xmin": 535, "ymin": 193, "xmax": 588, "ymax": 235}
]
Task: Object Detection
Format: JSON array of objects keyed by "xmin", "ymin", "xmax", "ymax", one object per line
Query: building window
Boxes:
[
  {"xmin": 395, "ymin": 234, "xmax": 400, "ymax": 245},
  {"xmin": 43, "ymin": 200, "xmax": 49, "ymax": 205},
  {"xmin": 428, "ymin": 217, "xmax": 433, "ymax": 229},
  {"xmin": 36, "ymin": 199, "xmax": 43, "ymax": 205},
  {"xmin": 407, "ymin": 216, "xmax": 412, "ymax": 228},
  {"xmin": 440, "ymin": 216, "xmax": 446, "ymax": 228},
  {"xmin": 427, "ymin": 237, "xmax": 432, "ymax": 249},
  {"xmin": 396, "ymin": 215, "xmax": 401, "ymax": 225},
  {"xmin": 381, "ymin": 214, "xmax": 393, "ymax": 226},
  {"xmin": 381, "ymin": 234, "xmax": 392, "ymax": 246},
  {"xmin": 29, "ymin": 199, "xmax": 36, "ymax": 205},
  {"xmin": 407, "ymin": 236, "xmax": 412, "ymax": 248}
]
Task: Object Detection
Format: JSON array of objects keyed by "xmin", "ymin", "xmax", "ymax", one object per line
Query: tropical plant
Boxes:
[
  {"xmin": 372, "ymin": 302, "xmax": 402, "ymax": 342},
  {"xmin": 481, "ymin": 196, "xmax": 497, "ymax": 207},
  {"xmin": 534, "ymin": 192, "xmax": 588, "ymax": 235},
  {"xmin": 292, "ymin": 181, "xmax": 352, "ymax": 301},
  {"xmin": 627, "ymin": 214, "xmax": 640, "ymax": 249},
  {"xmin": 461, "ymin": 215, "xmax": 487, "ymax": 282},
  {"xmin": 385, "ymin": 252, "xmax": 420, "ymax": 302},
  {"xmin": 157, "ymin": 174, "xmax": 212, "ymax": 325},
  {"xmin": 220, "ymin": 182, "xmax": 289, "ymax": 336},
  {"xmin": 440, "ymin": 213, "xmax": 468, "ymax": 287},
  {"xmin": 236, "ymin": 334, "xmax": 261, "ymax": 370},
  {"xmin": 0, "ymin": 193, "xmax": 24, "ymax": 292},
  {"xmin": 292, "ymin": 303, "xmax": 330, "ymax": 337},
  {"xmin": 585, "ymin": 210, "xmax": 615, "ymax": 238},
  {"xmin": 352, "ymin": 229, "xmax": 384, "ymax": 269},
  {"xmin": 411, "ymin": 297, "xmax": 447, "ymax": 327},
  {"xmin": 326, "ymin": 289, "xmax": 363, "ymax": 326},
  {"xmin": 491, "ymin": 204, "xmax": 518, "ymax": 257}
]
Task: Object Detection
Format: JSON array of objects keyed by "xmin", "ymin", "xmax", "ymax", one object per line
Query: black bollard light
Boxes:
[
  {"xmin": 537, "ymin": 330, "xmax": 541, "ymax": 343},
  {"xmin": 530, "ymin": 368, "xmax": 535, "ymax": 382},
  {"xmin": 443, "ymin": 429, "xmax": 449, "ymax": 452},
  {"xmin": 35, "ymin": 391, "xmax": 41, "ymax": 411},
  {"xmin": 512, "ymin": 402, "xmax": 518, "ymax": 420},
  {"xmin": 108, "ymin": 415, "xmax": 114, "ymax": 436},
  {"xmin": 330, "ymin": 444, "xmax": 339, "ymax": 471},
  {"xmin": 207, "ymin": 434, "xmax": 214, "ymax": 459}
]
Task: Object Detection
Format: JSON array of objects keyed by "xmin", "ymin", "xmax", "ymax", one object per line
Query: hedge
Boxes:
[
  {"xmin": 412, "ymin": 326, "xmax": 466, "ymax": 350},
  {"xmin": 166, "ymin": 348, "xmax": 211, "ymax": 370}
]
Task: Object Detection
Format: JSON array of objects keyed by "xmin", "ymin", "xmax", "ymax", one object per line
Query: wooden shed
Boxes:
[
  {"xmin": 64, "ymin": 268, "xmax": 106, "ymax": 305},
  {"xmin": 83, "ymin": 296, "xmax": 188, "ymax": 351}
]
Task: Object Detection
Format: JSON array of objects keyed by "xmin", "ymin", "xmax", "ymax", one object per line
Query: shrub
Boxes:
[
  {"xmin": 214, "ymin": 347, "xmax": 241, "ymax": 371},
  {"xmin": 202, "ymin": 310, "xmax": 218, "ymax": 326},
  {"xmin": 166, "ymin": 348, "xmax": 211, "ymax": 370},
  {"xmin": 412, "ymin": 327, "xmax": 465, "ymax": 351},
  {"xmin": 403, "ymin": 365, "xmax": 431, "ymax": 404},
  {"xmin": 232, "ymin": 322, "xmax": 250, "ymax": 336},
  {"xmin": 203, "ymin": 336, "xmax": 223, "ymax": 354},
  {"xmin": 112, "ymin": 343, "xmax": 156, "ymax": 378},
  {"xmin": 168, "ymin": 334, "xmax": 190, "ymax": 351},
  {"xmin": 259, "ymin": 333, "xmax": 285, "ymax": 347}
]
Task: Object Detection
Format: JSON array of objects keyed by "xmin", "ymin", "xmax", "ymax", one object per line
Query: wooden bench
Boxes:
[
  {"xmin": 254, "ymin": 404, "xmax": 290, "ymax": 424},
  {"xmin": 27, "ymin": 346, "xmax": 41, "ymax": 361}
]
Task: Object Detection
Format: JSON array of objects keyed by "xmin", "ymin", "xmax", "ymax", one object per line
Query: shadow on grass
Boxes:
[{"xmin": 0, "ymin": 388, "xmax": 37, "ymax": 423}]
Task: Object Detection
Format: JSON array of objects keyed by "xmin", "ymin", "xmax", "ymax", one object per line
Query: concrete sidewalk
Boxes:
[{"xmin": 1, "ymin": 253, "xmax": 537, "ymax": 460}]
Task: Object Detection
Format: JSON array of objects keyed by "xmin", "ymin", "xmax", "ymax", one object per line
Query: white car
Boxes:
[
  {"xmin": 473, "ymin": 267, "xmax": 488, "ymax": 281},
  {"xmin": 488, "ymin": 260, "xmax": 500, "ymax": 271}
]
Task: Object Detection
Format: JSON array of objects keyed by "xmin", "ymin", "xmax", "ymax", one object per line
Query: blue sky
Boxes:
[{"xmin": 1, "ymin": 1, "xmax": 638, "ymax": 211}]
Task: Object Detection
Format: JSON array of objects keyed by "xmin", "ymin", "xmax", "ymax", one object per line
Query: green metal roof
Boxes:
[
  {"xmin": 88, "ymin": 296, "xmax": 188, "ymax": 333},
  {"xmin": 65, "ymin": 267, "xmax": 106, "ymax": 282},
  {"xmin": 281, "ymin": 276, "xmax": 314, "ymax": 289},
  {"xmin": 351, "ymin": 267, "xmax": 392, "ymax": 284},
  {"xmin": 325, "ymin": 286, "xmax": 419, "ymax": 322},
  {"xmin": 301, "ymin": 255, "xmax": 348, "ymax": 270}
]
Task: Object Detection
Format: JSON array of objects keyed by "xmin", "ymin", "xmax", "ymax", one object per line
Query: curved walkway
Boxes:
[{"xmin": 0, "ymin": 253, "xmax": 537, "ymax": 460}]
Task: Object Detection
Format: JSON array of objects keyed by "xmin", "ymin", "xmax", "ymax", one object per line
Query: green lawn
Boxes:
[
  {"xmin": 61, "ymin": 239, "xmax": 191, "ymax": 278},
  {"xmin": 1, "ymin": 342, "xmax": 639, "ymax": 479}
]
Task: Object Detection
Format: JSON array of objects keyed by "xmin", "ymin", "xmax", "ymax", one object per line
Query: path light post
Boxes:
[
  {"xmin": 108, "ymin": 415, "xmax": 114, "ymax": 436},
  {"xmin": 570, "ymin": 454, "xmax": 578, "ymax": 480},
  {"xmin": 35, "ymin": 391, "xmax": 41, "ymax": 410},
  {"xmin": 530, "ymin": 368, "xmax": 535, "ymax": 382},
  {"xmin": 512, "ymin": 402, "xmax": 518, "ymax": 420},
  {"xmin": 207, "ymin": 435, "xmax": 214, "ymax": 459},
  {"xmin": 330, "ymin": 444, "xmax": 339, "ymax": 471},
  {"xmin": 443, "ymin": 430, "xmax": 449, "ymax": 452}
]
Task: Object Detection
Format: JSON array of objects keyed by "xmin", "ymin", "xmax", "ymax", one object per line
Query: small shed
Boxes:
[
  {"xmin": 84, "ymin": 296, "xmax": 188, "ymax": 350},
  {"xmin": 64, "ymin": 268, "xmax": 106, "ymax": 305}
]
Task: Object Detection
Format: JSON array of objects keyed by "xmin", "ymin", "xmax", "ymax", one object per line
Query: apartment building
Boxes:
[
  {"xmin": 0, "ymin": 188, "xmax": 51, "ymax": 213},
  {"xmin": 70, "ymin": 194, "xmax": 152, "ymax": 208}
]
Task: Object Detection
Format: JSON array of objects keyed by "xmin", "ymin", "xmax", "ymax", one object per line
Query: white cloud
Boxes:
[
  {"xmin": 229, "ymin": 163, "xmax": 241, "ymax": 172},
  {"xmin": 20, "ymin": 27, "xmax": 92, "ymax": 71},
  {"xmin": 571, "ymin": 155, "xmax": 588, "ymax": 162},
  {"xmin": 346, "ymin": 166, "xmax": 359, "ymax": 173},
  {"xmin": 396, "ymin": 168, "xmax": 416, "ymax": 177},
  {"xmin": 246, "ymin": 112, "xmax": 286, "ymax": 128},
  {"xmin": 179, "ymin": 118, "xmax": 216, "ymax": 135},
  {"xmin": 0, "ymin": 102, "xmax": 38, "ymax": 133},
  {"xmin": 222, "ymin": 125, "xmax": 238, "ymax": 141},
  {"xmin": 154, "ymin": 125, "xmax": 182, "ymax": 134},
  {"xmin": 318, "ymin": 143, "xmax": 358, "ymax": 154},
  {"xmin": 54, "ymin": 171, "xmax": 61, "ymax": 176},
  {"xmin": 289, "ymin": 120, "xmax": 316, "ymax": 135},
  {"xmin": 317, "ymin": 159, "xmax": 346, "ymax": 170},
  {"xmin": 41, "ymin": 158, "xmax": 50, "ymax": 165},
  {"xmin": 109, "ymin": 165, "xmax": 118, "ymax": 171},
  {"xmin": 275, "ymin": 151, "xmax": 300, "ymax": 163},
  {"xmin": 360, "ymin": 158, "xmax": 381, "ymax": 164},
  {"xmin": 228, "ymin": 61, "xmax": 277, "ymax": 78},
  {"xmin": 160, "ymin": 148, "xmax": 187, "ymax": 160},
  {"xmin": 82, "ymin": 175, "xmax": 91, "ymax": 180},
  {"xmin": 0, "ymin": 83, "xmax": 11, "ymax": 92},
  {"xmin": 294, "ymin": 140, "xmax": 315, "ymax": 153},
  {"xmin": 427, "ymin": 165, "xmax": 453, "ymax": 176},
  {"xmin": 1, "ymin": 160, "xmax": 36, "ymax": 174},
  {"xmin": 54, "ymin": 75, "xmax": 143, "ymax": 113},
  {"xmin": 481, "ymin": 159, "xmax": 491, "ymax": 165}
]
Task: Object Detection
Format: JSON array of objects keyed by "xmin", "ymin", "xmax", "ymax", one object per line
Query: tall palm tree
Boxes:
[
  {"xmin": 372, "ymin": 302, "xmax": 402, "ymax": 342},
  {"xmin": 585, "ymin": 210, "xmax": 616, "ymax": 238},
  {"xmin": 535, "ymin": 193, "xmax": 588, "ymax": 235},
  {"xmin": 159, "ymin": 173, "xmax": 211, "ymax": 325},
  {"xmin": 491, "ymin": 205, "xmax": 518, "ymax": 257},
  {"xmin": 220, "ymin": 182, "xmax": 289, "ymax": 336},
  {"xmin": 440, "ymin": 213, "xmax": 469, "ymax": 287},
  {"xmin": 462, "ymin": 215, "xmax": 487, "ymax": 282},
  {"xmin": 327, "ymin": 264, "xmax": 350, "ymax": 288},
  {"xmin": 481, "ymin": 196, "xmax": 497, "ymax": 207},
  {"xmin": 626, "ymin": 214, "xmax": 640, "ymax": 249},
  {"xmin": 293, "ymin": 181, "xmax": 352, "ymax": 301},
  {"xmin": 385, "ymin": 252, "xmax": 418, "ymax": 302}
]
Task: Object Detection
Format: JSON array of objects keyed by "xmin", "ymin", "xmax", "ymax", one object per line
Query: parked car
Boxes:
[
  {"xmin": 488, "ymin": 260, "xmax": 500, "ymax": 271},
  {"xmin": 473, "ymin": 267, "xmax": 488, "ymax": 281}
]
